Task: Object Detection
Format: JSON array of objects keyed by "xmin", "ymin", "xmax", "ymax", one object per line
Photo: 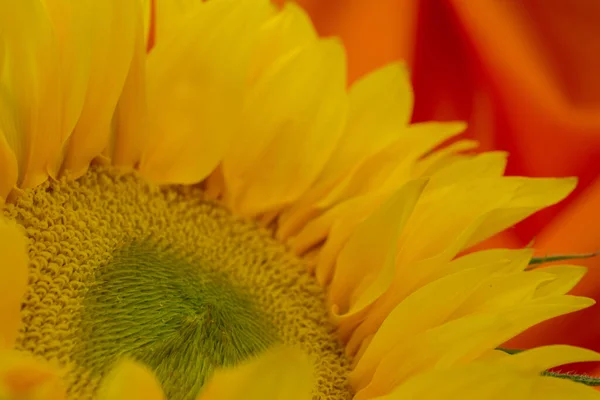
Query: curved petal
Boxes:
[
  {"xmin": 0, "ymin": 0, "xmax": 61, "ymax": 189},
  {"xmin": 61, "ymin": 0, "xmax": 139, "ymax": 178},
  {"xmin": 97, "ymin": 359, "xmax": 164, "ymax": 400},
  {"xmin": 0, "ymin": 217, "xmax": 28, "ymax": 349},
  {"xmin": 140, "ymin": 0, "xmax": 276, "ymax": 184},
  {"xmin": 464, "ymin": 177, "xmax": 577, "ymax": 249},
  {"xmin": 532, "ymin": 265, "xmax": 588, "ymax": 298},
  {"xmin": 197, "ymin": 346, "xmax": 313, "ymax": 400},
  {"xmin": 306, "ymin": 62, "xmax": 414, "ymax": 195},
  {"xmin": 110, "ymin": 0, "xmax": 148, "ymax": 168},
  {"xmin": 0, "ymin": 116, "xmax": 18, "ymax": 201},
  {"xmin": 374, "ymin": 356, "xmax": 600, "ymax": 399},
  {"xmin": 499, "ymin": 345, "xmax": 600, "ymax": 372},
  {"xmin": 0, "ymin": 349, "xmax": 65, "ymax": 400},
  {"xmin": 227, "ymin": 38, "xmax": 348, "ymax": 216},
  {"xmin": 329, "ymin": 179, "xmax": 426, "ymax": 316},
  {"xmin": 345, "ymin": 249, "xmax": 532, "ymax": 355},
  {"xmin": 349, "ymin": 261, "xmax": 527, "ymax": 389},
  {"xmin": 42, "ymin": 0, "xmax": 93, "ymax": 177},
  {"xmin": 354, "ymin": 297, "xmax": 593, "ymax": 399}
]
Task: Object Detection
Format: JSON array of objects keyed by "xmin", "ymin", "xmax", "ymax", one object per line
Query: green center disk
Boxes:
[{"xmin": 75, "ymin": 241, "xmax": 277, "ymax": 400}]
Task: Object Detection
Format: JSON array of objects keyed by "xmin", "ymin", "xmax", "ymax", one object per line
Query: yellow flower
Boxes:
[{"xmin": 0, "ymin": 0, "xmax": 598, "ymax": 399}]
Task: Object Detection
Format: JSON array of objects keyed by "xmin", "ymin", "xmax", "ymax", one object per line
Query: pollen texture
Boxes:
[{"xmin": 4, "ymin": 166, "xmax": 352, "ymax": 400}]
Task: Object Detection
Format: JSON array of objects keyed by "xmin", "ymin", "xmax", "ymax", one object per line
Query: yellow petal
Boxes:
[
  {"xmin": 0, "ymin": 349, "xmax": 65, "ymax": 400},
  {"xmin": 197, "ymin": 346, "xmax": 313, "ymax": 400},
  {"xmin": 393, "ymin": 220, "xmax": 506, "ymax": 290},
  {"xmin": 532, "ymin": 265, "xmax": 587, "ymax": 298},
  {"xmin": 428, "ymin": 151, "xmax": 508, "ymax": 185},
  {"xmin": 289, "ymin": 195, "xmax": 371, "ymax": 257},
  {"xmin": 96, "ymin": 359, "xmax": 164, "ymax": 400},
  {"xmin": 448, "ymin": 271, "xmax": 555, "ymax": 317},
  {"xmin": 61, "ymin": 0, "xmax": 138, "ymax": 178},
  {"xmin": 464, "ymin": 177, "xmax": 578, "ymax": 249},
  {"xmin": 375, "ymin": 123, "xmax": 468, "ymax": 188},
  {"xmin": 499, "ymin": 345, "xmax": 600, "ymax": 372},
  {"xmin": 394, "ymin": 161, "xmax": 542, "ymax": 270},
  {"xmin": 315, "ymin": 123, "xmax": 467, "ymax": 213},
  {"xmin": 329, "ymin": 179, "xmax": 427, "ymax": 316},
  {"xmin": 313, "ymin": 200, "xmax": 382, "ymax": 286},
  {"xmin": 354, "ymin": 314, "xmax": 508, "ymax": 399},
  {"xmin": 350, "ymin": 266, "xmax": 510, "ymax": 390},
  {"xmin": 247, "ymin": 2, "xmax": 317, "ymax": 81},
  {"xmin": 413, "ymin": 138, "xmax": 479, "ymax": 177},
  {"xmin": 343, "ymin": 225, "xmax": 476, "ymax": 343},
  {"xmin": 476, "ymin": 349, "xmax": 512, "ymax": 362},
  {"xmin": 354, "ymin": 298, "xmax": 593, "ymax": 399},
  {"xmin": 0, "ymin": 217, "xmax": 28, "ymax": 349},
  {"xmin": 42, "ymin": 0, "xmax": 93, "ymax": 177},
  {"xmin": 346, "ymin": 249, "xmax": 532, "ymax": 354},
  {"xmin": 0, "ymin": 119, "xmax": 18, "ymax": 201},
  {"xmin": 110, "ymin": 0, "xmax": 148, "ymax": 168},
  {"xmin": 141, "ymin": 0, "xmax": 152, "ymax": 48},
  {"xmin": 375, "ymin": 359, "xmax": 600, "ymax": 400},
  {"xmin": 277, "ymin": 120, "xmax": 463, "ymax": 243},
  {"xmin": 491, "ymin": 296, "xmax": 595, "ymax": 345},
  {"xmin": 285, "ymin": 124, "xmax": 465, "ymax": 261},
  {"xmin": 442, "ymin": 248, "xmax": 532, "ymax": 277},
  {"xmin": 290, "ymin": 193, "xmax": 388, "ymax": 286},
  {"xmin": 372, "ymin": 364, "xmax": 515, "ymax": 400},
  {"xmin": 222, "ymin": 2, "xmax": 319, "ymax": 197},
  {"xmin": 0, "ymin": 0, "xmax": 61, "ymax": 189},
  {"xmin": 314, "ymin": 63, "xmax": 413, "ymax": 189},
  {"xmin": 226, "ymin": 38, "xmax": 348, "ymax": 216},
  {"xmin": 140, "ymin": 0, "xmax": 275, "ymax": 184}
]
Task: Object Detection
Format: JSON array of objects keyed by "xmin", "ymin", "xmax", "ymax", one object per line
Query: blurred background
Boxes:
[{"xmin": 275, "ymin": 0, "xmax": 600, "ymax": 372}]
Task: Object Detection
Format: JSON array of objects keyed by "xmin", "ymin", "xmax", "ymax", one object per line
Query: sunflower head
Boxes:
[{"xmin": 0, "ymin": 1, "xmax": 598, "ymax": 400}]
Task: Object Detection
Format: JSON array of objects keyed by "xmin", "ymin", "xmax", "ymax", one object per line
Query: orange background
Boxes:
[{"xmin": 277, "ymin": 0, "xmax": 600, "ymax": 371}]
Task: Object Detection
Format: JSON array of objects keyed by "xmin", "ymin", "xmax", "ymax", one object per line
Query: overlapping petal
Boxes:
[
  {"xmin": 0, "ymin": 0, "xmax": 61, "ymax": 189},
  {"xmin": 375, "ymin": 346, "xmax": 600, "ymax": 399},
  {"xmin": 139, "ymin": 0, "xmax": 276, "ymax": 184}
]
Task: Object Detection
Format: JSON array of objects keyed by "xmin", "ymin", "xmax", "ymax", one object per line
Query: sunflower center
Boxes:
[
  {"xmin": 76, "ymin": 241, "xmax": 275, "ymax": 400},
  {"xmin": 5, "ymin": 166, "xmax": 352, "ymax": 400}
]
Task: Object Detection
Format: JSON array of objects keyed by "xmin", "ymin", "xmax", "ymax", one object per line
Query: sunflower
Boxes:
[{"xmin": 0, "ymin": 0, "xmax": 599, "ymax": 399}]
